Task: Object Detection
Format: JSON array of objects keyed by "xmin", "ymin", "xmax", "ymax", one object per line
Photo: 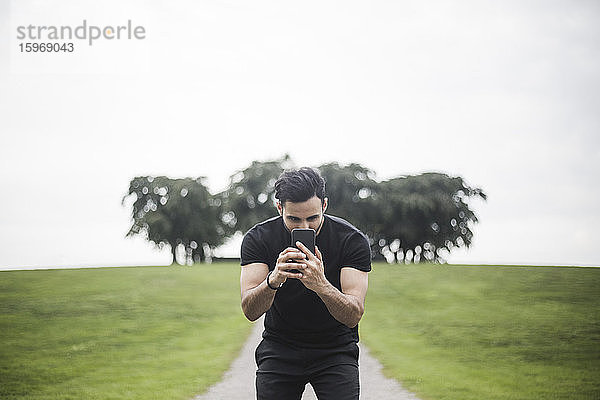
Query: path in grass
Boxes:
[{"xmin": 193, "ymin": 317, "xmax": 420, "ymax": 400}]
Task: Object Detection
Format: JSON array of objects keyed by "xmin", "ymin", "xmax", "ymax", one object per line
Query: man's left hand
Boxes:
[{"xmin": 295, "ymin": 241, "xmax": 329, "ymax": 292}]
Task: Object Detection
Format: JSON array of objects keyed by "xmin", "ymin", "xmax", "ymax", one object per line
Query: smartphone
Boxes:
[
  {"xmin": 285, "ymin": 229, "xmax": 316, "ymax": 274},
  {"xmin": 291, "ymin": 228, "xmax": 316, "ymax": 255}
]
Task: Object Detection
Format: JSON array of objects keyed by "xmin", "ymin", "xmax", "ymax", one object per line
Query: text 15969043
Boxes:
[{"xmin": 19, "ymin": 43, "xmax": 74, "ymax": 53}]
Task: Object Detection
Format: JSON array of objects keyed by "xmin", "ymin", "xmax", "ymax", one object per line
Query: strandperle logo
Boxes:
[{"xmin": 16, "ymin": 20, "xmax": 146, "ymax": 46}]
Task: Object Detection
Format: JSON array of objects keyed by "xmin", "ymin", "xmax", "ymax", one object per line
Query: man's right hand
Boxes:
[{"xmin": 271, "ymin": 247, "xmax": 307, "ymax": 287}]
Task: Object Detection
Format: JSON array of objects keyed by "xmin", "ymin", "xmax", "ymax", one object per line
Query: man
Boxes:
[{"xmin": 240, "ymin": 167, "xmax": 371, "ymax": 400}]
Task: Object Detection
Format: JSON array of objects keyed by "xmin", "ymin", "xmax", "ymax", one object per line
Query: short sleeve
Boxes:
[
  {"xmin": 240, "ymin": 228, "xmax": 269, "ymax": 266},
  {"xmin": 341, "ymin": 232, "xmax": 372, "ymax": 272}
]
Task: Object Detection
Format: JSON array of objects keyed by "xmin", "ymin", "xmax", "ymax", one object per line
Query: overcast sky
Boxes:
[{"xmin": 1, "ymin": 0, "xmax": 599, "ymax": 270}]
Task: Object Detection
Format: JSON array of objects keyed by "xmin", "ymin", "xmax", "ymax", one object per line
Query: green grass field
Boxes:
[
  {"xmin": 1, "ymin": 263, "xmax": 598, "ymax": 400},
  {"xmin": 360, "ymin": 264, "xmax": 600, "ymax": 400},
  {"xmin": 0, "ymin": 265, "xmax": 252, "ymax": 400}
]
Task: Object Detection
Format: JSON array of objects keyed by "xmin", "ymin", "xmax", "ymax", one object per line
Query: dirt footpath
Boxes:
[{"xmin": 193, "ymin": 318, "xmax": 420, "ymax": 400}]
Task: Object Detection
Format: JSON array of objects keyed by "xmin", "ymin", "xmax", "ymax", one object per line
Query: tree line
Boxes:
[{"xmin": 123, "ymin": 155, "xmax": 486, "ymax": 265}]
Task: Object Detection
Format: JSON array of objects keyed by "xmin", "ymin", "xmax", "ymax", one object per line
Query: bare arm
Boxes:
[
  {"xmin": 240, "ymin": 263, "xmax": 274, "ymax": 321},
  {"xmin": 240, "ymin": 248, "xmax": 306, "ymax": 321},
  {"xmin": 295, "ymin": 242, "xmax": 369, "ymax": 328},
  {"xmin": 314, "ymin": 267, "xmax": 368, "ymax": 328}
]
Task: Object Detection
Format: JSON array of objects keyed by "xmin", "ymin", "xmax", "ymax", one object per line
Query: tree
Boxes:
[
  {"xmin": 377, "ymin": 173, "xmax": 486, "ymax": 263},
  {"xmin": 123, "ymin": 176, "xmax": 225, "ymax": 265},
  {"xmin": 219, "ymin": 155, "xmax": 292, "ymax": 235},
  {"xmin": 317, "ymin": 162, "xmax": 385, "ymax": 260},
  {"xmin": 123, "ymin": 158, "xmax": 486, "ymax": 266}
]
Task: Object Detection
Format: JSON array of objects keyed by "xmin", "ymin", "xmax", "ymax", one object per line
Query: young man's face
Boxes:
[{"xmin": 277, "ymin": 195, "xmax": 328, "ymax": 235}]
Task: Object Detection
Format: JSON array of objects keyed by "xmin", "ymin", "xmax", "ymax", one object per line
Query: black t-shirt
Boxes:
[{"xmin": 241, "ymin": 214, "xmax": 372, "ymax": 348}]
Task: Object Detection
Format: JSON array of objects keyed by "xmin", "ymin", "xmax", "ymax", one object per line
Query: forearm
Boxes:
[
  {"xmin": 315, "ymin": 282, "xmax": 364, "ymax": 328},
  {"xmin": 241, "ymin": 278, "xmax": 277, "ymax": 321}
]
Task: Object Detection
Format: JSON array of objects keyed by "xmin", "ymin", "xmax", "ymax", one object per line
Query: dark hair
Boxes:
[{"xmin": 274, "ymin": 167, "xmax": 326, "ymax": 205}]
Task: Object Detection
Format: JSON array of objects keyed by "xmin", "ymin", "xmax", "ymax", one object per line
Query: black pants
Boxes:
[{"xmin": 255, "ymin": 338, "xmax": 360, "ymax": 400}]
